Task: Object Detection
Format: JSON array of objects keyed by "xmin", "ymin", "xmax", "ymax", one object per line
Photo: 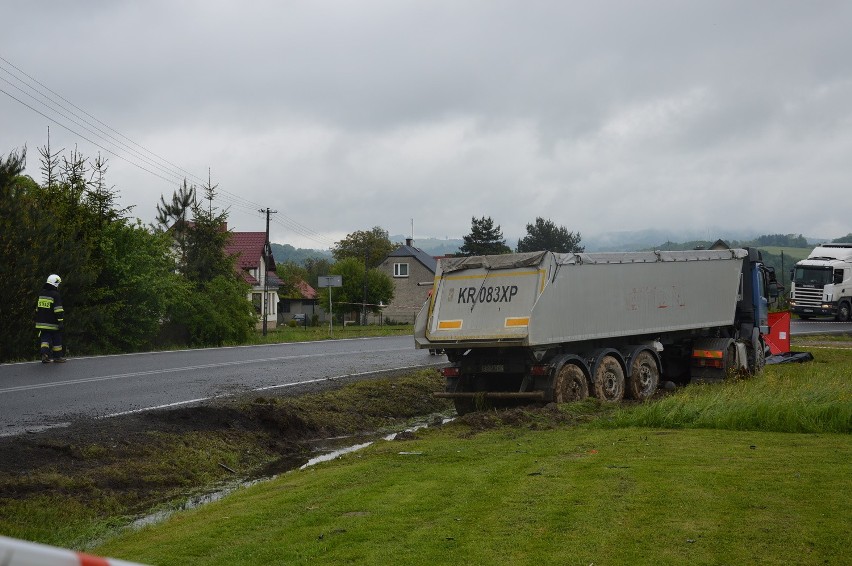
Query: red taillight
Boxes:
[
  {"xmin": 530, "ymin": 365, "xmax": 549, "ymax": 376},
  {"xmin": 440, "ymin": 366, "xmax": 461, "ymax": 378}
]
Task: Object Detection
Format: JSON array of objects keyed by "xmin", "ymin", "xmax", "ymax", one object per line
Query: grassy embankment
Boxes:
[{"xmin": 88, "ymin": 338, "xmax": 851, "ymax": 565}]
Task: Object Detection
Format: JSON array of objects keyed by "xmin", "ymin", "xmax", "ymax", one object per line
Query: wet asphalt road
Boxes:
[
  {"xmin": 2, "ymin": 322, "xmax": 849, "ymax": 438},
  {"xmin": 789, "ymin": 319, "xmax": 852, "ymax": 336},
  {"xmin": 0, "ymin": 335, "xmax": 442, "ymax": 437}
]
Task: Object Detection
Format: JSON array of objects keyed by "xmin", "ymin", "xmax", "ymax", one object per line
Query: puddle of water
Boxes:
[
  {"xmin": 129, "ymin": 413, "xmax": 454, "ymax": 530},
  {"xmin": 299, "ymin": 441, "xmax": 374, "ymax": 470}
]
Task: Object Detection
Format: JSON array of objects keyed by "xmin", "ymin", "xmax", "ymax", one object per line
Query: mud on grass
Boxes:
[{"xmin": 0, "ymin": 369, "xmax": 452, "ymax": 548}]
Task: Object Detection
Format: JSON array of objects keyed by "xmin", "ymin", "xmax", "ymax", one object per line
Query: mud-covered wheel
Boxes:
[
  {"xmin": 553, "ymin": 364, "xmax": 589, "ymax": 403},
  {"xmin": 837, "ymin": 301, "xmax": 851, "ymax": 322},
  {"xmin": 453, "ymin": 398, "xmax": 475, "ymax": 416},
  {"xmin": 747, "ymin": 337, "xmax": 766, "ymax": 375},
  {"xmin": 627, "ymin": 351, "xmax": 659, "ymax": 400},
  {"xmin": 592, "ymin": 355, "xmax": 625, "ymax": 402}
]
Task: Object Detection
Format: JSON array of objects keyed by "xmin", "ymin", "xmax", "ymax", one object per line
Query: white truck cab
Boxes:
[{"xmin": 789, "ymin": 243, "xmax": 852, "ymax": 322}]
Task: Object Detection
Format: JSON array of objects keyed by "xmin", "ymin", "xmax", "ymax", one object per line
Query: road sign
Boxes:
[
  {"xmin": 317, "ymin": 275, "xmax": 342, "ymax": 288},
  {"xmin": 318, "ymin": 275, "xmax": 343, "ymax": 336}
]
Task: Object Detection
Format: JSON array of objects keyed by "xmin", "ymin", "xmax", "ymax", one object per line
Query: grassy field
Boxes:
[
  {"xmin": 756, "ymin": 246, "xmax": 811, "ymax": 262},
  {"xmin": 90, "ymin": 340, "xmax": 852, "ymax": 565}
]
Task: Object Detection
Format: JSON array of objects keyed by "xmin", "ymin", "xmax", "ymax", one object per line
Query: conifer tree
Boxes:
[{"xmin": 459, "ymin": 216, "xmax": 511, "ymax": 256}]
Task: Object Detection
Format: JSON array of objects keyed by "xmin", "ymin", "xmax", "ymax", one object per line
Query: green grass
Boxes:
[
  {"xmin": 94, "ymin": 429, "xmax": 849, "ymax": 565},
  {"xmin": 757, "ymin": 246, "xmax": 810, "ymax": 262},
  {"xmin": 0, "ymin": 371, "xmax": 450, "ymax": 550},
  {"xmin": 603, "ymin": 348, "xmax": 851, "ymax": 433},
  {"xmin": 91, "ymin": 345, "xmax": 852, "ymax": 565},
  {"xmin": 246, "ymin": 324, "xmax": 413, "ymax": 345}
]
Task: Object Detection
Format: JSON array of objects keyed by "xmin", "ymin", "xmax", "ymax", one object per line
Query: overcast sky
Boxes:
[{"xmin": 2, "ymin": 1, "xmax": 851, "ymax": 249}]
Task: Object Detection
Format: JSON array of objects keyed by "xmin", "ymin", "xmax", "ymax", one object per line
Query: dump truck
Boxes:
[
  {"xmin": 789, "ymin": 243, "xmax": 852, "ymax": 322},
  {"xmin": 415, "ymin": 248, "xmax": 778, "ymax": 414}
]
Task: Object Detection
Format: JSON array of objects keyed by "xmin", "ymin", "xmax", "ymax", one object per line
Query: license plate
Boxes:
[
  {"xmin": 481, "ymin": 364, "xmax": 504, "ymax": 373},
  {"xmin": 804, "ymin": 309, "xmax": 813, "ymax": 313}
]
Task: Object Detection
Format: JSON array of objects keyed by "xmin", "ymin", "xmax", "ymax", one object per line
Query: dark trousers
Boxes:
[{"xmin": 38, "ymin": 330, "xmax": 63, "ymax": 359}]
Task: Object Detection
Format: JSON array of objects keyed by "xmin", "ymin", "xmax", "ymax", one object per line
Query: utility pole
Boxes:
[
  {"xmin": 259, "ymin": 207, "xmax": 278, "ymax": 336},
  {"xmin": 362, "ymin": 249, "xmax": 369, "ymax": 325}
]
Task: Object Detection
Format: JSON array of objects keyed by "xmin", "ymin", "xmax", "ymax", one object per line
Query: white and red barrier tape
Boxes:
[{"xmin": 0, "ymin": 536, "xmax": 145, "ymax": 566}]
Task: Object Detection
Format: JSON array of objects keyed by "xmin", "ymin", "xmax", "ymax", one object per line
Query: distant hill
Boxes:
[
  {"xmin": 270, "ymin": 243, "xmax": 332, "ymax": 265},
  {"xmin": 276, "ymin": 231, "xmax": 844, "ymax": 265}
]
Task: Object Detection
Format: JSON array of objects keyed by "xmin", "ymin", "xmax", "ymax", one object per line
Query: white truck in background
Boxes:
[
  {"xmin": 789, "ymin": 243, "xmax": 852, "ymax": 322},
  {"xmin": 415, "ymin": 248, "xmax": 778, "ymax": 414}
]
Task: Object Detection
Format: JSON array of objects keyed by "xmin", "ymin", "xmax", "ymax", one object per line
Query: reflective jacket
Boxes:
[{"xmin": 35, "ymin": 284, "xmax": 64, "ymax": 331}]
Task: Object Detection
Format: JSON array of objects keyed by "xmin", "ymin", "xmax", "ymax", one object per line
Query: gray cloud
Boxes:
[{"xmin": 3, "ymin": 0, "xmax": 852, "ymax": 248}]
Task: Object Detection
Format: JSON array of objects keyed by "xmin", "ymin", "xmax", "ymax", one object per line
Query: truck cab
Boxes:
[{"xmin": 789, "ymin": 244, "xmax": 852, "ymax": 322}]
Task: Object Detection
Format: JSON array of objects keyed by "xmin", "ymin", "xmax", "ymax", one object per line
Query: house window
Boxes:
[
  {"xmin": 252, "ymin": 293, "xmax": 262, "ymax": 314},
  {"xmin": 394, "ymin": 263, "xmax": 409, "ymax": 278}
]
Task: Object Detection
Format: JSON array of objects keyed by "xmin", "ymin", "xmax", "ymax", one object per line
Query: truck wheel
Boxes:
[
  {"xmin": 837, "ymin": 301, "xmax": 851, "ymax": 322},
  {"xmin": 454, "ymin": 398, "xmax": 475, "ymax": 416},
  {"xmin": 627, "ymin": 351, "xmax": 659, "ymax": 401},
  {"xmin": 553, "ymin": 364, "xmax": 588, "ymax": 403},
  {"xmin": 747, "ymin": 338, "xmax": 766, "ymax": 375},
  {"xmin": 592, "ymin": 355, "xmax": 625, "ymax": 402}
]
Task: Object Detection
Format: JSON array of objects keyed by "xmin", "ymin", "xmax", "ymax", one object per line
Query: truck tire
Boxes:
[
  {"xmin": 836, "ymin": 301, "xmax": 851, "ymax": 322},
  {"xmin": 747, "ymin": 336, "xmax": 766, "ymax": 375},
  {"xmin": 592, "ymin": 355, "xmax": 625, "ymax": 402},
  {"xmin": 627, "ymin": 351, "xmax": 659, "ymax": 401},
  {"xmin": 553, "ymin": 364, "xmax": 589, "ymax": 403},
  {"xmin": 454, "ymin": 398, "xmax": 475, "ymax": 416}
]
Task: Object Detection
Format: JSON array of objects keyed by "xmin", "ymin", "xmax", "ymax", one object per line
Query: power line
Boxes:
[
  {"xmin": 0, "ymin": 73, "xmax": 191, "ymax": 185},
  {"xmin": 1, "ymin": 55, "xmax": 338, "ymax": 248},
  {"xmin": 0, "ymin": 55, "xmax": 209, "ymax": 188},
  {"xmin": 1, "ymin": 86, "xmax": 179, "ymax": 185}
]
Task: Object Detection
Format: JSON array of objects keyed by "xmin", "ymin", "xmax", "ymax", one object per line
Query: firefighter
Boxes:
[{"xmin": 35, "ymin": 274, "xmax": 66, "ymax": 363}]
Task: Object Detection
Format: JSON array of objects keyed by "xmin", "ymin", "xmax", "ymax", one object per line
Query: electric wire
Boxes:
[
  {"xmin": 0, "ymin": 73, "xmax": 191, "ymax": 186},
  {"xmin": 0, "ymin": 55, "xmax": 209, "ymax": 188},
  {"xmin": 1, "ymin": 56, "xmax": 337, "ymax": 247},
  {"xmin": 1, "ymin": 86, "xmax": 178, "ymax": 186}
]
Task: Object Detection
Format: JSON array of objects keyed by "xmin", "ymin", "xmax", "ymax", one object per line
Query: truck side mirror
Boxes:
[{"xmin": 769, "ymin": 282, "xmax": 779, "ymax": 299}]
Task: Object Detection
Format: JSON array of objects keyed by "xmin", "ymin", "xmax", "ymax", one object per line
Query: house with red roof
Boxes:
[
  {"xmin": 277, "ymin": 278, "xmax": 320, "ymax": 325},
  {"xmin": 225, "ymin": 231, "xmax": 282, "ymax": 329}
]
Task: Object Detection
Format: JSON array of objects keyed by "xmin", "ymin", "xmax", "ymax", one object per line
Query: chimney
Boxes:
[{"xmin": 405, "ymin": 238, "xmax": 413, "ymax": 247}]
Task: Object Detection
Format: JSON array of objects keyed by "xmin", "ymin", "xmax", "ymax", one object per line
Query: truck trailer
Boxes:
[
  {"xmin": 415, "ymin": 248, "xmax": 778, "ymax": 414},
  {"xmin": 789, "ymin": 243, "xmax": 852, "ymax": 322}
]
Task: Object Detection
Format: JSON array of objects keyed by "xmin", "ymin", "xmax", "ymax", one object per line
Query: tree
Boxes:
[
  {"xmin": 516, "ymin": 217, "xmax": 584, "ymax": 253},
  {"xmin": 276, "ymin": 261, "xmax": 309, "ymax": 298},
  {"xmin": 1, "ymin": 146, "xmax": 188, "ymax": 360},
  {"xmin": 459, "ymin": 216, "xmax": 511, "ymax": 256},
  {"xmin": 155, "ymin": 180, "xmax": 195, "ymax": 270},
  {"xmin": 183, "ymin": 179, "xmax": 235, "ymax": 284},
  {"xmin": 316, "ymin": 257, "xmax": 394, "ymax": 322},
  {"xmin": 331, "ymin": 227, "xmax": 396, "ymax": 268},
  {"xmin": 754, "ymin": 234, "xmax": 809, "ymax": 248},
  {"xmin": 302, "ymin": 257, "xmax": 333, "ymax": 288},
  {"xmin": 833, "ymin": 234, "xmax": 852, "ymax": 243},
  {"xmin": 0, "ymin": 148, "xmax": 48, "ymax": 360}
]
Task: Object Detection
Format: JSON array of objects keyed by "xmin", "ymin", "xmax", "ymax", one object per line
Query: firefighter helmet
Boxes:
[{"xmin": 46, "ymin": 274, "xmax": 62, "ymax": 287}]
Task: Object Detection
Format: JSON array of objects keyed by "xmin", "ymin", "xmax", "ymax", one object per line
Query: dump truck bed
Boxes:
[{"xmin": 415, "ymin": 249, "xmax": 748, "ymax": 349}]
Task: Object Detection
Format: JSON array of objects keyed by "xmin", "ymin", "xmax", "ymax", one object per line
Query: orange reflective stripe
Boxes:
[{"xmin": 692, "ymin": 349, "xmax": 724, "ymax": 359}]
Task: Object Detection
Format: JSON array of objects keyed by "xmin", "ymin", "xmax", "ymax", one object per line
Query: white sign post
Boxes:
[{"xmin": 317, "ymin": 275, "xmax": 343, "ymax": 336}]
